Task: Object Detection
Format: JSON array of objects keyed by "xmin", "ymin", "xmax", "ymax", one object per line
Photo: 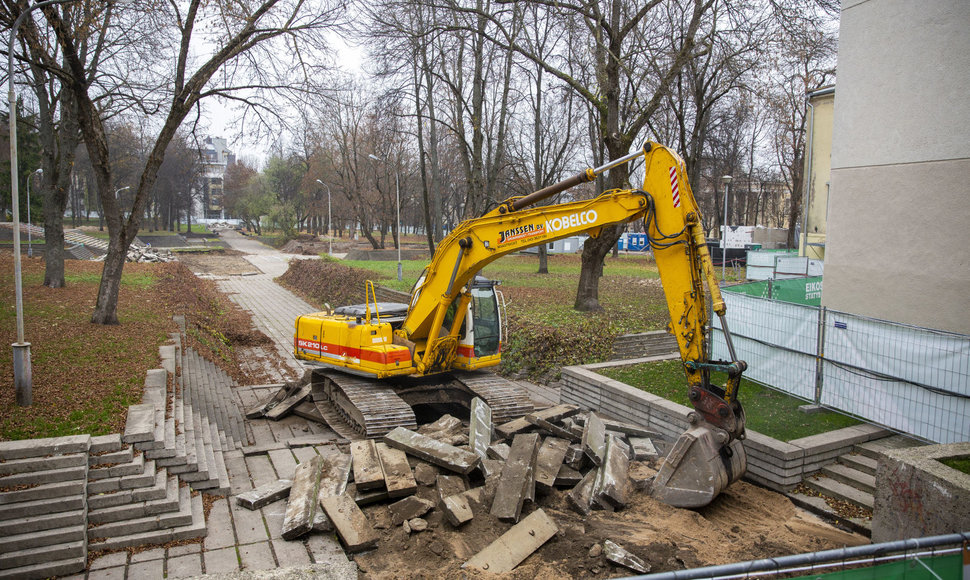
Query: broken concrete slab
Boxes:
[
  {"xmin": 350, "ymin": 483, "xmax": 389, "ymax": 507},
  {"xmin": 565, "ymin": 444, "xmax": 586, "ymax": 470},
  {"xmin": 281, "ymin": 456, "xmax": 323, "ymax": 540},
  {"xmin": 313, "ymin": 453, "xmax": 352, "ymax": 531},
  {"xmin": 244, "ymin": 384, "xmax": 290, "ymax": 419},
  {"xmin": 592, "ymin": 435, "xmax": 631, "ymax": 510},
  {"xmin": 490, "ymin": 433, "xmax": 540, "ymax": 523},
  {"xmin": 384, "ymin": 427, "xmax": 480, "ymax": 475},
  {"xmin": 487, "ymin": 443, "xmax": 510, "ymax": 462},
  {"xmin": 436, "ymin": 474, "xmax": 467, "ymax": 504},
  {"xmin": 351, "ymin": 440, "xmax": 386, "ymax": 491},
  {"xmin": 601, "ymin": 417, "xmax": 663, "ymax": 440},
  {"xmin": 479, "ymin": 458, "xmax": 504, "ymax": 478},
  {"xmin": 320, "ymin": 492, "xmax": 378, "ymax": 553},
  {"xmin": 534, "ymin": 437, "xmax": 570, "ymax": 494},
  {"xmin": 527, "ymin": 415, "xmax": 581, "ymax": 443},
  {"xmin": 389, "ymin": 496, "xmax": 435, "ymax": 526},
  {"xmin": 441, "ymin": 493, "xmax": 474, "ymax": 527},
  {"xmin": 413, "ymin": 462, "xmax": 438, "ymax": 486},
  {"xmin": 603, "ymin": 540, "xmax": 650, "ymax": 573},
  {"xmin": 582, "ymin": 413, "xmax": 607, "ymax": 466},
  {"xmin": 555, "ymin": 464, "xmax": 583, "ymax": 488},
  {"xmin": 496, "ymin": 404, "xmax": 579, "ymax": 440},
  {"xmin": 567, "ymin": 468, "xmax": 597, "ymax": 516},
  {"xmin": 469, "ymin": 397, "xmax": 492, "ymax": 460},
  {"xmin": 463, "ymin": 508, "xmax": 559, "ymax": 574},
  {"xmin": 264, "ymin": 384, "xmax": 312, "ymax": 420},
  {"xmin": 629, "ymin": 437, "xmax": 659, "ymax": 461},
  {"xmin": 236, "ymin": 479, "xmax": 292, "ymax": 510},
  {"xmin": 287, "ymin": 434, "xmax": 341, "ymax": 449},
  {"xmin": 376, "ymin": 442, "xmax": 416, "ymax": 498},
  {"xmin": 408, "ymin": 517, "xmax": 429, "ymax": 532}
]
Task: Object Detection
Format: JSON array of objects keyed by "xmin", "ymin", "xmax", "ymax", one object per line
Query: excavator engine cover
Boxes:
[{"xmin": 651, "ymin": 419, "xmax": 746, "ymax": 508}]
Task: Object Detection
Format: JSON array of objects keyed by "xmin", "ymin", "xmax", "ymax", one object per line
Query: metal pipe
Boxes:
[
  {"xmin": 720, "ymin": 175, "xmax": 733, "ymax": 282},
  {"xmin": 628, "ymin": 532, "xmax": 970, "ymax": 580},
  {"xmin": 315, "ymin": 179, "xmax": 332, "ymax": 256},
  {"xmin": 27, "ymin": 167, "xmax": 40, "ymax": 257}
]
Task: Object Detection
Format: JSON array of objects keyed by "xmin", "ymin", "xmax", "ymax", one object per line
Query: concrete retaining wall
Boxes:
[
  {"xmin": 561, "ymin": 357, "xmax": 888, "ymax": 492},
  {"xmin": 872, "ymin": 442, "xmax": 970, "ymax": 542}
]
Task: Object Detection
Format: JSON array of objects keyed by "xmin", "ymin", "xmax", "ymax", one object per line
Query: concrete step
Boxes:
[
  {"xmin": 87, "ymin": 459, "xmax": 157, "ymax": 494},
  {"xmin": 0, "ymin": 509, "xmax": 86, "ymax": 536},
  {"xmin": 0, "ymin": 452, "xmax": 86, "ymax": 477},
  {"xmin": 88, "ymin": 476, "xmax": 180, "ymax": 524},
  {"xmin": 839, "ymin": 452, "xmax": 878, "ymax": 476},
  {"xmin": 822, "ymin": 462, "xmax": 876, "ymax": 495},
  {"xmin": 0, "ymin": 524, "xmax": 86, "ymax": 553},
  {"xmin": 87, "ymin": 488, "xmax": 206, "ymax": 551},
  {"xmin": 89, "ymin": 451, "xmax": 145, "ymax": 480},
  {"xmin": 87, "ymin": 485, "xmax": 193, "ymax": 540},
  {"xmin": 787, "ymin": 492, "xmax": 872, "ymax": 537},
  {"xmin": 0, "ymin": 494, "xmax": 85, "ymax": 521},
  {"xmin": 123, "ymin": 404, "xmax": 156, "ymax": 445},
  {"xmin": 0, "ymin": 435, "xmax": 89, "ymax": 461},
  {"xmin": 0, "ymin": 539, "xmax": 85, "ymax": 569},
  {"xmin": 855, "ymin": 435, "xmax": 925, "ymax": 460},
  {"xmin": 0, "ymin": 556, "xmax": 85, "ymax": 580},
  {"xmin": 90, "ymin": 433, "xmax": 124, "ymax": 455},
  {"xmin": 89, "ymin": 467, "xmax": 169, "ymax": 510},
  {"xmin": 0, "ymin": 464, "xmax": 87, "ymax": 487},
  {"xmin": 89, "ymin": 445, "xmax": 133, "ymax": 467},
  {"xmin": 805, "ymin": 474, "xmax": 874, "ymax": 511},
  {"xmin": 0, "ymin": 479, "xmax": 85, "ymax": 504}
]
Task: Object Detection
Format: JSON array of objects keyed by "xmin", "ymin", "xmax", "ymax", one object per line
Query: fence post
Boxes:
[{"xmin": 814, "ymin": 306, "xmax": 827, "ymax": 405}]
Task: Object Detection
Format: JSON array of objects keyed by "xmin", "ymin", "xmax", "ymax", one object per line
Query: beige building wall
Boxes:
[
  {"xmin": 823, "ymin": 0, "xmax": 970, "ymax": 335},
  {"xmin": 800, "ymin": 89, "xmax": 834, "ymax": 260}
]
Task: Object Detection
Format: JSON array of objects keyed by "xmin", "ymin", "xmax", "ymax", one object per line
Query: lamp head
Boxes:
[
  {"xmin": 368, "ymin": 154, "xmax": 382, "ymax": 163},
  {"xmin": 721, "ymin": 175, "xmax": 733, "ymax": 185}
]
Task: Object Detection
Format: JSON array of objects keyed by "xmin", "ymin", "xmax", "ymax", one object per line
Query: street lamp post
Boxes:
[
  {"xmin": 315, "ymin": 179, "xmax": 332, "ymax": 256},
  {"xmin": 368, "ymin": 154, "xmax": 402, "ymax": 281},
  {"xmin": 720, "ymin": 175, "xmax": 733, "ymax": 283},
  {"xmin": 8, "ymin": 0, "xmax": 81, "ymax": 406},
  {"xmin": 27, "ymin": 167, "xmax": 41, "ymax": 257}
]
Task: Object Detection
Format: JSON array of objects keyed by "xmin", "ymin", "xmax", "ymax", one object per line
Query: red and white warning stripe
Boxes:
[{"xmin": 669, "ymin": 166, "xmax": 681, "ymax": 208}]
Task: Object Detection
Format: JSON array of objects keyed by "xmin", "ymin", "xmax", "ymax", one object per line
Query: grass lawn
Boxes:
[
  {"xmin": 599, "ymin": 360, "xmax": 861, "ymax": 442},
  {"xmin": 940, "ymin": 456, "xmax": 970, "ymax": 475},
  {"xmin": 0, "ymin": 255, "xmax": 270, "ymax": 441}
]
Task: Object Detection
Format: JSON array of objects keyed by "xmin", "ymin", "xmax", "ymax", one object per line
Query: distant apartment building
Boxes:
[{"xmin": 200, "ymin": 137, "xmax": 235, "ymax": 220}]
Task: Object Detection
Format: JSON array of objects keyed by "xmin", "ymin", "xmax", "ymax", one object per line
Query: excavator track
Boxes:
[
  {"xmin": 312, "ymin": 370, "xmax": 417, "ymax": 439},
  {"xmin": 310, "ymin": 369, "xmax": 533, "ymax": 439}
]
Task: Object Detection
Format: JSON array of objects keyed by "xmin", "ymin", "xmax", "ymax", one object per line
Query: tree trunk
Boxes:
[
  {"xmin": 537, "ymin": 244, "xmax": 548, "ymax": 274},
  {"xmin": 92, "ymin": 244, "xmax": 126, "ymax": 324}
]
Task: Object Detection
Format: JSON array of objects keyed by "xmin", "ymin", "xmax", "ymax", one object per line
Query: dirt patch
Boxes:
[
  {"xmin": 277, "ymin": 259, "xmax": 374, "ymax": 308},
  {"xmin": 175, "ymin": 249, "xmax": 259, "ymax": 276},
  {"xmin": 354, "ymin": 478, "xmax": 865, "ymax": 579}
]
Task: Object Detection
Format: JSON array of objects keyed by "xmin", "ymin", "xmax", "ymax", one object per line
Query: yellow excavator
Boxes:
[{"xmin": 294, "ymin": 142, "xmax": 747, "ymax": 507}]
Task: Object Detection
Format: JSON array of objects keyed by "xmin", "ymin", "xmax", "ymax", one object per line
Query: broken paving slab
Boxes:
[
  {"xmin": 582, "ymin": 412, "xmax": 607, "ymax": 466},
  {"xmin": 436, "ymin": 474, "xmax": 467, "ymax": 504},
  {"xmin": 490, "ymin": 432, "xmax": 540, "ymax": 523},
  {"xmin": 527, "ymin": 415, "xmax": 581, "ymax": 443},
  {"xmin": 351, "ymin": 440, "xmax": 386, "ymax": 491},
  {"xmin": 441, "ymin": 493, "xmax": 474, "ymax": 527},
  {"xmin": 601, "ymin": 417, "xmax": 663, "ymax": 439},
  {"xmin": 496, "ymin": 404, "xmax": 579, "ymax": 440},
  {"xmin": 350, "ymin": 482, "xmax": 389, "ymax": 507},
  {"xmin": 281, "ymin": 455, "xmax": 323, "ymax": 540},
  {"xmin": 463, "ymin": 508, "xmax": 559, "ymax": 574},
  {"xmin": 629, "ymin": 437, "xmax": 659, "ymax": 461},
  {"xmin": 383, "ymin": 427, "xmax": 480, "ymax": 475},
  {"xmin": 244, "ymin": 384, "xmax": 289, "ymax": 419},
  {"xmin": 603, "ymin": 540, "xmax": 650, "ymax": 574},
  {"xmin": 567, "ymin": 468, "xmax": 597, "ymax": 516},
  {"xmin": 487, "ymin": 443, "xmax": 510, "ymax": 462},
  {"xmin": 555, "ymin": 464, "xmax": 583, "ymax": 488},
  {"xmin": 469, "ymin": 397, "xmax": 492, "ymax": 460},
  {"xmin": 592, "ymin": 435, "xmax": 631, "ymax": 510},
  {"xmin": 534, "ymin": 437, "xmax": 570, "ymax": 494},
  {"xmin": 236, "ymin": 479, "xmax": 292, "ymax": 510},
  {"xmin": 320, "ymin": 492, "xmax": 378, "ymax": 553},
  {"xmin": 313, "ymin": 453, "xmax": 352, "ymax": 531},
  {"xmin": 375, "ymin": 442, "xmax": 416, "ymax": 498},
  {"xmin": 264, "ymin": 383, "xmax": 312, "ymax": 420},
  {"xmin": 389, "ymin": 495, "xmax": 435, "ymax": 526}
]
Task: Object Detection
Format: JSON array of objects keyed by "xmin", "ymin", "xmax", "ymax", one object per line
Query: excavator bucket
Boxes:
[{"xmin": 651, "ymin": 421, "xmax": 746, "ymax": 508}]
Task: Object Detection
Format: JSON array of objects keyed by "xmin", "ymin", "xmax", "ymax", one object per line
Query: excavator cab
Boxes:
[{"xmin": 454, "ymin": 277, "xmax": 503, "ymax": 369}]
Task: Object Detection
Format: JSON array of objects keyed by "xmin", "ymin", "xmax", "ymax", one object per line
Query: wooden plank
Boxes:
[
  {"xmin": 236, "ymin": 479, "xmax": 292, "ymax": 510},
  {"xmin": 320, "ymin": 492, "xmax": 378, "ymax": 553},
  {"xmin": 264, "ymin": 384, "xmax": 312, "ymax": 420},
  {"xmin": 534, "ymin": 437, "xmax": 570, "ymax": 494},
  {"xmin": 468, "ymin": 397, "xmax": 492, "ymax": 460},
  {"xmin": 582, "ymin": 413, "xmax": 607, "ymax": 466},
  {"xmin": 383, "ymin": 427, "xmax": 480, "ymax": 475},
  {"xmin": 462, "ymin": 509, "xmax": 558, "ymax": 573},
  {"xmin": 281, "ymin": 456, "xmax": 323, "ymax": 540},
  {"xmin": 489, "ymin": 433, "xmax": 540, "ymax": 523},
  {"xmin": 351, "ymin": 440, "xmax": 386, "ymax": 491},
  {"xmin": 375, "ymin": 442, "xmax": 416, "ymax": 498}
]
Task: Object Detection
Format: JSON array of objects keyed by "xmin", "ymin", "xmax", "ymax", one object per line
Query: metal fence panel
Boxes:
[
  {"xmin": 820, "ymin": 311, "xmax": 970, "ymax": 443},
  {"xmin": 713, "ymin": 293, "xmax": 818, "ymax": 400}
]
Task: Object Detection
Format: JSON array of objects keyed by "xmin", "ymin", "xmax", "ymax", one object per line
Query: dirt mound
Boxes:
[
  {"xmin": 355, "ymin": 478, "xmax": 865, "ymax": 579},
  {"xmin": 280, "ymin": 239, "xmax": 327, "ymax": 255},
  {"xmin": 277, "ymin": 259, "xmax": 376, "ymax": 308}
]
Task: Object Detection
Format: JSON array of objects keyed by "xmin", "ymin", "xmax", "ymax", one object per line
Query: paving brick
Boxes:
[
  {"xmin": 130, "ymin": 547, "xmax": 165, "ymax": 563},
  {"xmin": 271, "ymin": 538, "xmax": 312, "ymax": 567},
  {"xmin": 203, "ymin": 546, "xmax": 240, "ymax": 575},
  {"xmin": 126, "ymin": 560, "xmax": 165, "ymax": 580},
  {"xmin": 238, "ymin": 541, "xmax": 277, "ymax": 571},
  {"xmin": 168, "ymin": 543, "xmax": 202, "ymax": 557},
  {"xmin": 87, "ymin": 565, "xmax": 127, "ymax": 580},
  {"xmin": 89, "ymin": 551, "xmax": 128, "ymax": 570},
  {"xmin": 231, "ymin": 497, "xmax": 270, "ymax": 544},
  {"xmin": 166, "ymin": 553, "xmax": 203, "ymax": 578}
]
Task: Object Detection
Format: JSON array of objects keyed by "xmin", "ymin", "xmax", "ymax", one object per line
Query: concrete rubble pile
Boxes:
[
  {"xmin": 94, "ymin": 246, "xmax": 177, "ymax": 263},
  {"xmin": 240, "ymin": 395, "xmax": 663, "ymax": 575}
]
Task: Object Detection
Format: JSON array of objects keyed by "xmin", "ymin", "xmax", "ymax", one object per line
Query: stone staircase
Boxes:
[
  {"xmin": 0, "ymin": 325, "xmax": 250, "ymax": 579},
  {"xmin": 610, "ymin": 330, "xmax": 679, "ymax": 360},
  {"xmin": 792, "ymin": 435, "xmax": 925, "ymax": 535}
]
